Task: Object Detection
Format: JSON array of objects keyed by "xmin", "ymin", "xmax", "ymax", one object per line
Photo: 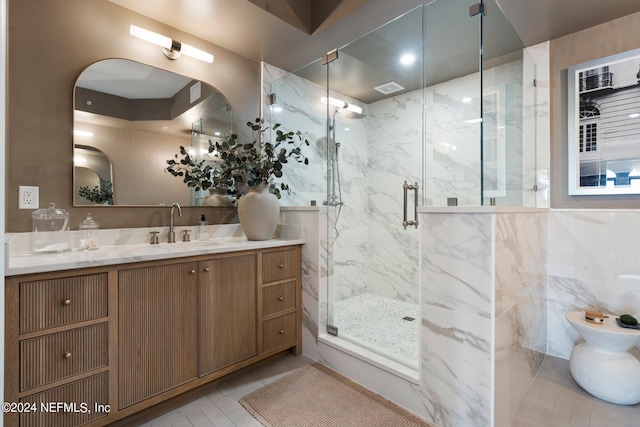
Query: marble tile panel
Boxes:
[
  {"xmin": 421, "ymin": 213, "xmax": 494, "ymax": 318},
  {"xmin": 495, "ymin": 212, "xmax": 547, "ymax": 316},
  {"xmin": 420, "ymin": 305, "xmax": 492, "ymax": 427},
  {"xmin": 548, "ymin": 210, "xmax": 640, "ymax": 284}
]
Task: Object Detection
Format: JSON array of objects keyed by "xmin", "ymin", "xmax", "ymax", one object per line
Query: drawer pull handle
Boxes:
[
  {"xmin": 278, "ymin": 329, "xmax": 285, "ymax": 334},
  {"xmin": 278, "ymin": 263, "xmax": 284, "ymax": 269},
  {"xmin": 203, "ymin": 267, "xmax": 210, "ymax": 272},
  {"xmin": 62, "ymin": 299, "xmax": 71, "ymax": 306},
  {"xmin": 278, "ymin": 296, "xmax": 284, "ymax": 301},
  {"xmin": 64, "ymin": 351, "xmax": 72, "ymax": 359},
  {"xmin": 189, "ymin": 269, "xmax": 196, "ymax": 275}
]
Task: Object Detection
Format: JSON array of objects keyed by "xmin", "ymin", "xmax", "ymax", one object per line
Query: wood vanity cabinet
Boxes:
[
  {"xmin": 118, "ymin": 261, "xmax": 199, "ymax": 409},
  {"xmin": 4, "ymin": 270, "xmax": 113, "ymax": 427},
  {"xmin": 4, "ymin": 244, "xmax": 301, "ymax": 426},
  {"xmin": 199, "ymin": 253, "xmax": 258, "ymax": 376}
]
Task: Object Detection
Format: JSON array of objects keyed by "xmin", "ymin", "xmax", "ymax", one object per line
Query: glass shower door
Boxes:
[{"xmin": 323, "ymin": 6, "xmax": 427, "ymax": 369}]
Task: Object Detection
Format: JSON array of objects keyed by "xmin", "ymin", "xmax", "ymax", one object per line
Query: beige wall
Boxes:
[
  {"xmin": 7, "ymin": 0, "xmax": 260, "ymax": 231},
  {"xmin": 550, "ymin": 11, "xmax": 640, "ymax": 208}
]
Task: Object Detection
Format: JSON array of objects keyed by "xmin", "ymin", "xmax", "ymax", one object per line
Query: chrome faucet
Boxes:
[{"xmin": 168, "ymin": 202, "xmax": 183, "ymax": 243}]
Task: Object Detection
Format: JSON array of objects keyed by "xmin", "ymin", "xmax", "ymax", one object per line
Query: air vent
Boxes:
[{"xmin": 374, "ymin": 81, "xmax": 405, "ymax": 95}]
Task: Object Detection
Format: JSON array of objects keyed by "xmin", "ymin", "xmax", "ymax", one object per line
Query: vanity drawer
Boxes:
[
  {"xmin": 20, "ymin": 322, "xmax": 108, "ymax": 392},
  {"xmin": 262, "ymin": 312, "xmax": 296, "ymax": 353},
  {"xmin": 262, "ymin": 280, "xmax": 296, "ymax": 317},
  {"xmin": 262, "ymin": 248, "xmax": 297, "ymax": 283},
  {"xmin": 19, "ymin": 273, "xmax": 108, "ymax": 334},
  {"xmin": 19, "ymin": 372, "xmax": 109, "ymax": 427}
]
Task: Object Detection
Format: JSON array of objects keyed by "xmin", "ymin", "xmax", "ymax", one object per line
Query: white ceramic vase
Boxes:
[
  {"xmin": 237, "ymin": 183, "xmax": 279, "ymax": 240},
  {"xmin": 202, "ymin": 187, "xmax": 233, "ymax": 207}
]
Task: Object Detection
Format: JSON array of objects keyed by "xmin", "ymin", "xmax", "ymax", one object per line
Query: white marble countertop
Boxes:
[{"xmin": 5, "ymin": 224, "xmax": 305, "ymax": 276}]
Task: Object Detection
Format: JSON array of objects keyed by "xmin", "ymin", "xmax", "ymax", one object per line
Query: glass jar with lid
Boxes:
[
  {"xmin": 78, "ymin": 213, "xmax": 100, "ymax": 250},
  {"xmin": 32, "ymin": 202, "xmax": 71, "ymax": 252}
]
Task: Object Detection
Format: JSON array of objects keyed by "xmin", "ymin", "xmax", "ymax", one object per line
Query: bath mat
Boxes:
[{"xmin": 239, "ymin": 362, "xmax": 433, "ymax": 427}]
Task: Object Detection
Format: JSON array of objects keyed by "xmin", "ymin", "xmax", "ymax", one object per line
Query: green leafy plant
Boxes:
[
  {"xmin": 166, "ymin": 118, "xmax": 310, "ymax": 199},
  {"xmin": 165, "ymin": 146, "xmax": 220, "ymax": 192},
  {"xmin": 79, "ymin": 178, "xmax": 113, "ymax": 205}
]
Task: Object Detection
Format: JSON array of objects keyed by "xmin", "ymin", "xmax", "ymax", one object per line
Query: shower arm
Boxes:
[{"xmin": 403, "ymin": 181, "xmax": 419, "ymax": 230}]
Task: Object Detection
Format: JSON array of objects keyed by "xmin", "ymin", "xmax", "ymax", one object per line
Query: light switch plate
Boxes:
[{"xmin": 19, "ymin": 186, "xmax": 39, "ymax": 209}]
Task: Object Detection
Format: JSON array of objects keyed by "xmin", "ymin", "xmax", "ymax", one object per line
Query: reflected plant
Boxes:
[
  {"xmin": 166, "ymin": 118, "xmax": 310, "ymax": 199},
  {"xmin": 79, "ymin": 178, "xmax": 113, "ymax": 205}
]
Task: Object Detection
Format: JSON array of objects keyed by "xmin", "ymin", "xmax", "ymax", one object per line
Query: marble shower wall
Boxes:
[
  {"xmin": 420, "ymin": 209, "xmax": 547, "ymax": 427},
  {"xmin": 262, "ymin": 63, "xmax": 370, "ymax": 304},
  {"xmin": 366, "ymin": 90, "xmax": 423, "ymax": 303},
  {"xmin": 548, "ymin": 210, "xmax": 640, "ymax": 360},
  {"xmin": 421, "ymin": 211, "xmax": 493, "ymax": 427}
]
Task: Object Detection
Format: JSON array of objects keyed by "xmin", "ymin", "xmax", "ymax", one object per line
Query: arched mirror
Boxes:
[{"xmin": 73, "ymin": 59, "xmax": 235, "ymax": 206}]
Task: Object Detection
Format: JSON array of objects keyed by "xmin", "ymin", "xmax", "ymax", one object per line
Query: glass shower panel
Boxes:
[
  {"xmin": 423, "ymin": 0, "xmax": 483, "ymax": 206},
  {"xmin": 481, "ymin": 0, "xmax": 535, "ymax": 206},
  {"xmin": 323, "ymin": 6, "xmax": 427, "ymax": 369},
  {"xmin": 264, "ymin": 59, "xmax": 328, "ymax": 207}
]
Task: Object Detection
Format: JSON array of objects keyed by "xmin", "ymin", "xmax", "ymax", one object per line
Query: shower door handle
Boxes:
[{"xmin": 403, "ymin": 181, "xmax": 419, "ymax": 230}]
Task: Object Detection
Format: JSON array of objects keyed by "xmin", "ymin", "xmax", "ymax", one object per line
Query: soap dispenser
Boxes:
[{"xmin": 198, "ymin": 214, "xmax": 209, "ymax": 240}]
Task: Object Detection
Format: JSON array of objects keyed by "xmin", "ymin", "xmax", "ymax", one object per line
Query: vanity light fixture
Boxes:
[
  {"xmin": 129, "ymin": 25, "xmax": 214, "ymax": 64},
  {"xmin": 321, "ymin": 96, "xmax": 363, "ymax": 115},
  {"xmin": 73, "ymin": 130, "xmax": 94, "ymax": 137}
]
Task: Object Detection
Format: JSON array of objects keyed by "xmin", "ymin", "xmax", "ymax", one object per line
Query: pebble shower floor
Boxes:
[{"xmin": 333, "ymin": 293, "xmax": 419, "ymax": 369}]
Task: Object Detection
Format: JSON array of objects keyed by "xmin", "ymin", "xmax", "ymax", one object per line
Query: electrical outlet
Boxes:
[{"xmin": 19, "ymin": 186, "xmax": 39, "ymax": 209}]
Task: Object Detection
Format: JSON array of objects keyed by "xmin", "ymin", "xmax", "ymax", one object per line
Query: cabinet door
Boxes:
[
  {"xmin": 118, "ymin": 262, "xmax": 198, "ymax": 409},
  {"xmin": 199, "ymin": 254, "xmax": 257, "ymax": 375}
]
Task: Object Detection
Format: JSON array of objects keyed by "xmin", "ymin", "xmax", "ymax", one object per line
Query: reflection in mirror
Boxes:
[
  {"xmin": 74, "ymin": 145, "xmax": 114, "ymax": 205},
  {"xmin": 73, "ymin": 59, "xmax": 234, "ymax": 206}
]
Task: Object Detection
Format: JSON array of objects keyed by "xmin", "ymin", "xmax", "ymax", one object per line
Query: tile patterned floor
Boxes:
[
  {"xmin": 512, "ymin": 356, "xmax": 640, "ymax": 427},
  {"xmin": 115, "ymin": 354, "xmax": 313, "ymax": 427},
  {"xmin": 117, "ymin": 353, "xmax": 640, "ymax": 427}
]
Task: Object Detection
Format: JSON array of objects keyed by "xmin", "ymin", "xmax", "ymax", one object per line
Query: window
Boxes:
[
  {"xmin": 579, "ymin": 104, "xmax": 600, "ymax": 153},
  {"xmin": 579, "ymin": 123, "xmax": 598, "ymax": 153}
]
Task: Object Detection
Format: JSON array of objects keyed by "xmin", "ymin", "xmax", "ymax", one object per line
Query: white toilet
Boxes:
[{"xmin": 566, "ymin": 311, "xmax": 640, "ymax": 405}]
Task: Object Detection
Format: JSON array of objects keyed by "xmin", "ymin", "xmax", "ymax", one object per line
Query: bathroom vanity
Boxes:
[{"xmin": 4, "ymin": 233, "xmax": 303, "ymax": 426}]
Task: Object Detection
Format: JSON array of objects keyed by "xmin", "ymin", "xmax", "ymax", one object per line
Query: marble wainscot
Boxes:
[
  {"xmin": 420, "ymin": 207, "xmax": 548, "ymax": 427},
  {"xmin": 5, "ymin": 223, "xmax": 305, "ymax": 276},
  {"xmin": 548, "ymin": 209, "xmax": 640, "ymax": 361}
]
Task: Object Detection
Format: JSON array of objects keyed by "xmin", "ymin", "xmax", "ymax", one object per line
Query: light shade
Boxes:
[
  {"xmin": 130, "ymin": 25, "xmax": 171, "ymax": 50},
  {"xmin": 129, "ymin": 25, "xmax": 213, "ymax": 64},
  {"xmin": 321, "ymin": 96, "xmax": 363, "ymax": 115},
  {"xmin": 180, "ymin": 42, "xmax": 214, "ymax": 63}
]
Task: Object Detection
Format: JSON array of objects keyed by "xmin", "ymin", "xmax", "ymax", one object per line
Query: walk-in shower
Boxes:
[{"xmin": 264, "ymin": 0, "xmax": 535, "ymax": 376}]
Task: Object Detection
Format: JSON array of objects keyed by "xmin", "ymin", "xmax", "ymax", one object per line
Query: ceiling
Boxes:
[{"xmin": 111, "ymin": 0, "xmax": 640, "ymax": 74}]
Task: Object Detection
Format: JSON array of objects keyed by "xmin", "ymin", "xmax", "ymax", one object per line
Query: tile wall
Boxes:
[{"xmin": 548, "ymin": 210, "xmax": 640, "ymax": 360}]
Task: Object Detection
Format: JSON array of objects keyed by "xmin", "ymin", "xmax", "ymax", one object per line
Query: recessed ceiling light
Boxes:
[
  {"xmin": 630, "ymin": 113, "xmax": 640, "ymax": 119},
  {"xmin": 400, "ymin": 53, "xmax": 415, "ymax": 66},
  {"xmin": 462, "ymin": 97, "xmax": 472, "ymax": 103}
]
